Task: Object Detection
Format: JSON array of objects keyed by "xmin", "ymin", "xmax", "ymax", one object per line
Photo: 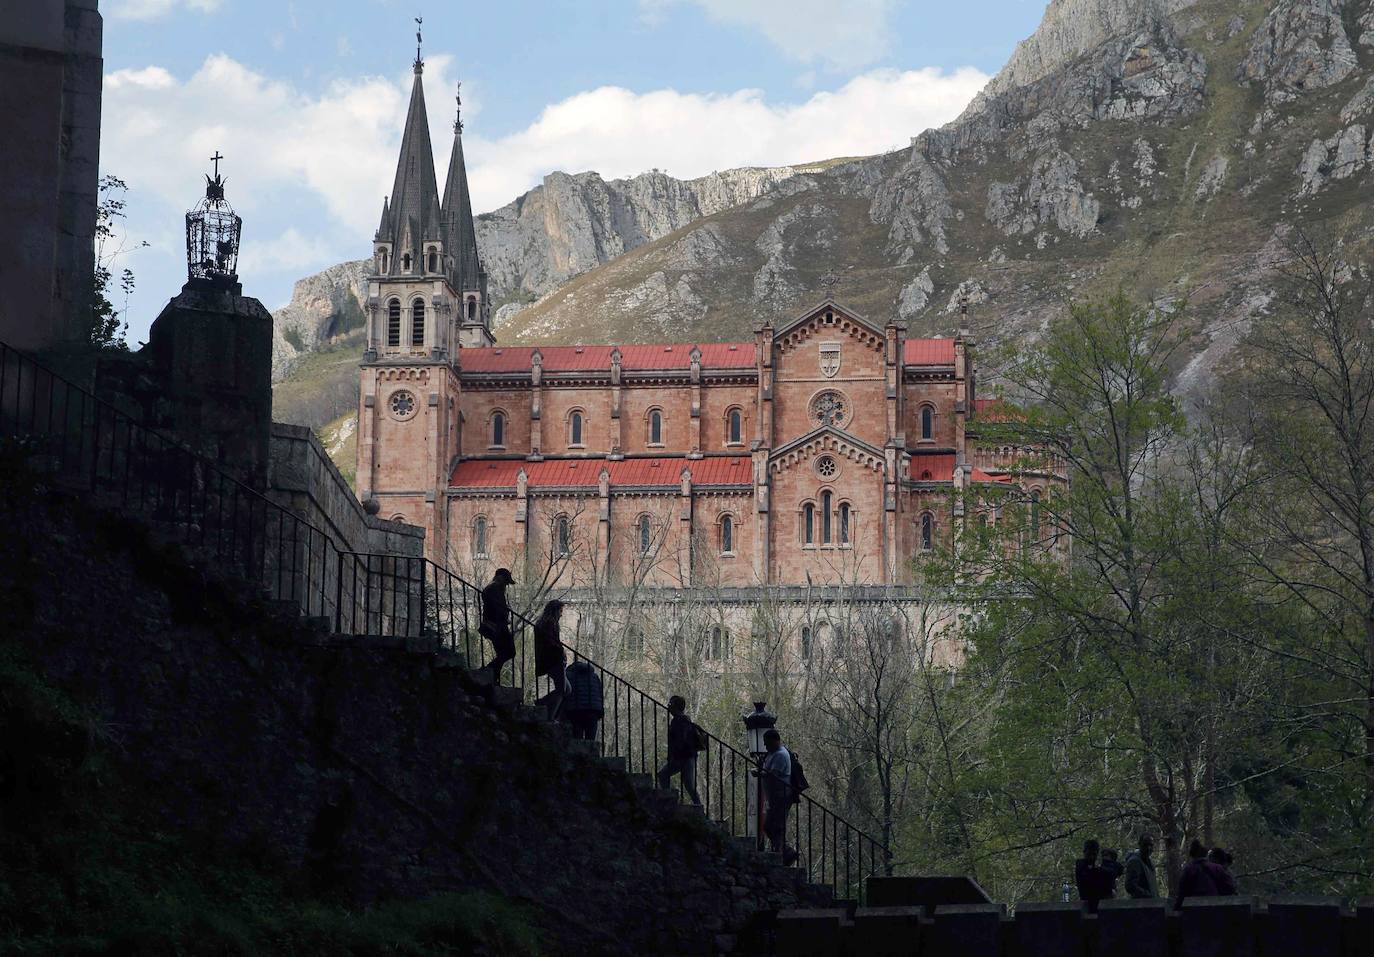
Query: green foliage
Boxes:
[
  {"xmin": 87, "ymin": 175, "xmax": 147, "ymax": 351},
  {"xmin": 0, "ymin": 644, "xmax": 547, "ymax": 956}
]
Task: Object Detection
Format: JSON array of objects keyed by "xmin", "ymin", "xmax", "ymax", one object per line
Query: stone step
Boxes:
[
  {"xmin": 805, "ymin": 883, "xmax": 835, "ymax": 905},
  {"xmin": 628, "ymin": 773, "xmax": 654, "ymax": 790},
  {"xmin": 566, "ymin": 739, "xmax": 598, "ymax": 758},
  {"xmin": 304, "ymin": 615, "xmax": 330, "ymax": 633},
  {"xmin": 597, "ymin": 755, "xmax": 626, "ymax": 773}
]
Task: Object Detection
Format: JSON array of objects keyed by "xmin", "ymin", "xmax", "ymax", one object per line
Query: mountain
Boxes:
[
  {"xmin": 498, "ymin": 0, "xmax": 1374, "ymax": 393},
  {"xmin": 276, "ymin": 0, "xmax": 1374, "ymax": 440},
  {"xmin": 269, "ymin": 164, "xmax": 829, "ymax": 424}
]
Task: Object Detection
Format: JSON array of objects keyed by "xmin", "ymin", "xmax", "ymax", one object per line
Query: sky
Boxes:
[{"xmin": 100, "ymin": 0, "xmax": 1048, "ymax": 344}]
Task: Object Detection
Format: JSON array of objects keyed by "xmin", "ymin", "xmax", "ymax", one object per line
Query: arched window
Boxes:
[
  {"xmin": 411, "ymin": 299, "xmax": 425, "ymax": 346},
  {"xmin": 707, "ymin": 625, "xmax": 726, "ymax": 660},
  {"xmin": 473, "ymin": 516, "xmax": 489, "ymax": 557},
  {"xmin": 467, "ymin": 297, "xmax": 477, "ymax": 321},
  {"xmin": 1030, "ymin": 489, "xmax": 1042, "ymax": 543},
  {"xmin": 569, "ymin": 411, "xmax": 584, "ymax": 446},
  {"xmin": 556, "ymin": 516, "xmax": 571, "ymax": 558},
  {"xmin": 921, "ymin": 405, "xmax": 934, "ymax": 441},
  {"xmin": 378, "ymin": 249, "xmax": 388, "ymax": 274},
  {"xmin": 401, "ymin": 252, "xmax": 412, "ymax": 272},
  {"xmin": 920, "ymin": 512, "xmax": 934, "ymax": 551},
  {"xmin": 727, "ymin": 408, "xmax": 743, "ymax": 445},
  {"xmin": 625, "ymin": 625, "xmax": 643, "ymax": 656},
  {"xmin": 648, "ymin": 408, "xmax": 663, "ymax": 445},
  {"xmin": 491, "ymin": 411, "xmax": 506, "ymax": 447},
  {"xmin": 638, "ymin": 514, "xmax": 652, "ymax": 555},
  {"xmin": 821, "ymin": 490, "xmax": 833, "ymax": 544},
  {"xmin": 801, "ymin": 625, "xmax": 812, "ymax": 662},
  {"xmin": 721, "ymin": 514, "xmax": 734, "ymax": 554},
  {"xmin": 803, "ymin": 503, "xmax": 815, "ymax": 545},
  {"xmin": 426, "ymin": 247, "xmax": 437, "ymax": 273},
  {"xmin": 839, "ymin": 503, "xmax": 851, "ymax": 545},
  {"xmin": 386, "ymin": 299, "xmax": 401, "ymax": 347}
]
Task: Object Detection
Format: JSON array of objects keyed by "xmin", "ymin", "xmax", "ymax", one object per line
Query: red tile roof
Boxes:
[
  {"xmin": 903, "ymin": 338, "xmax": 956, "ymax": 365},
  {"xmin": 459, "ymin": 338, "xmax": 957, "ymax": 372},
  {"xmin": 909, "ymin": 453, "xmax": 1010, "ymax": 484},
  {"xmin": 972, "ymin": 398, "xmax": 1021, "ymax": 422},
  {"xmin": 450, "ymin": 456, "xmax": 753, "ymax": 488},
  {"xmin": 459, "ymin": 342, "xmax": 755, "ymax": 374}
]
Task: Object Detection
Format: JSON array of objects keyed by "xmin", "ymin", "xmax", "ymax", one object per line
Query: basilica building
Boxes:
[{"xmin": 355, "ymin": 47, "xmax": 1062, "ymax": 662}]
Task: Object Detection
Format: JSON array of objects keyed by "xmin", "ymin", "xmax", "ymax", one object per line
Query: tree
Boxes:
[{"xmin": 89, "ymin": 175, "xmax": 146, "ymax": 349}]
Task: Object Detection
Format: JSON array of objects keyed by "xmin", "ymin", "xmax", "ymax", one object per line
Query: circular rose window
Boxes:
[
  {"xmin": 810, "ymin": 390, "xmax": 849, "ymax": 428},
  {"xmin": 389, "ymin": 389, "xmax": 417, "ymax": 420},
  {"xmin": 814, "ymin": 454, "xmax": 839, "ymax": 479}
]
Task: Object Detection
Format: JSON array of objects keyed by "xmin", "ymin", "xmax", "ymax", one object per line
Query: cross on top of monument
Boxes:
[{"xmin": 210, "ymin": 151, "xmax": 223, "ymax": 178}]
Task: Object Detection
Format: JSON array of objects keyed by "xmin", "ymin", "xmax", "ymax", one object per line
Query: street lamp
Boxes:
[{"xmin": 742, "ymin": 701, "xmax": 777, "ymax": 847}]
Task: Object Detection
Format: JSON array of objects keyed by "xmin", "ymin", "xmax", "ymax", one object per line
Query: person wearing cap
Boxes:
[{"xmin": 479, "ymin": 568, "xmax": 516, "ymax": 680}]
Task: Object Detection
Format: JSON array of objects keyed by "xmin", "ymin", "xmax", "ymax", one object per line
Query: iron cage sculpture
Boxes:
[{"xmin": 185, "ymin": 165, "xmax": 242, "ymax": 287}]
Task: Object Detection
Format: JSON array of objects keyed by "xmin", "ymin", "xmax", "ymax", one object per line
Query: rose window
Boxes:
[
  {"xmin": 814, "ymin": 455, "xmax": 838, "ymax": 479},
  {"xmin": 389, "ymin": 390, "xmax": 417, "ymax": 420},
  {"xmin": 811, "ymin": 390, "xmax": 849, "ymax": 428}
]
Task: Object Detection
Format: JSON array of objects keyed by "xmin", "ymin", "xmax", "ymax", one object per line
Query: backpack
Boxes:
[
  {"xmin": 693, "ymin": 722, "xmax": 709, "ymax": 753},
  {"xmin": 788, "ymin": 751, "xmax": 811, "ymax": 804}
]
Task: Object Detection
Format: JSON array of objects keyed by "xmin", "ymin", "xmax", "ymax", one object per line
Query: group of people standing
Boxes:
[
  {"xmin": 477, "ymin": 569, "xmax": 802, "ymax": 866},
  {"xmin": 1074, "ymin": 834, "xmax": 1237, "ymax": 911}
]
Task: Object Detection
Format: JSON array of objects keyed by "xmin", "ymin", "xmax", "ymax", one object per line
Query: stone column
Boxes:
[
  {"xmin": 529, "ymin": 349, "xmax": 543, "ymax": 459},
  {"xmin": 679, "ymin": 468, "xmax": 694, "ymax": 587},
  {"xmin": 689, "ymin": 347, "xmax": 703, "ymax": 457}
]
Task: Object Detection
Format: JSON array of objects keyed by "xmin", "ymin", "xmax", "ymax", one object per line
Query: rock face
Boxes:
[
  {"xmin": 278, "ymin": 0, "xmax": 1374, "ymax": 435},
  {"xmin": 271, "ymin": 259, "xmax": 369, "ymax": 380}
]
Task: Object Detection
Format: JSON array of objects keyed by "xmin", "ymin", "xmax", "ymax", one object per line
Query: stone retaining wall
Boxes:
[{"xmin": 780, "ymin": 894, "xmax": 1374, "ymax": 956}]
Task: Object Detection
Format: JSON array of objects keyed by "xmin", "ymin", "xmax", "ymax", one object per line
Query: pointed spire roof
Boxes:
[
  {"xmin": 375, "ymin": 65, "xmax": 442, "ymax": 274},
  {"xmin": 441, "ymin": 82, "xmax": 482, "ymax": 293}
]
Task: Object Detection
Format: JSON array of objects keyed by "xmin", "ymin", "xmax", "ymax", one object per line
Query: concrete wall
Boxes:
[
  {"xmin": 0, "ymin": 0, "xmax": 102, "ymax": 351},
  {"xmin": 780, "ymin": 894, "xmax": 1374, "ymax": 956},
  {"xmin": 268, "ymin": 422, "xmax": 424, "ymax": 559}
]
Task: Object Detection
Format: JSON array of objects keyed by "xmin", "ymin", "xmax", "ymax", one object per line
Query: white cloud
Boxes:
[
  {"xmin": 109, "ymin": 0, "xmax": 222, "ymax": 21},
  {"xmin": 643, "ymin": 0, "xmax": 897, "ymax": 70},
  {"xmin": 465, "ymin": 67, "xmax": 989, "ymax": 209}
]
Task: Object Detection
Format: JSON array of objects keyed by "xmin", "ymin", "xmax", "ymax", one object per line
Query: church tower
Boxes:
[{"xmin": 357, "ymin": 24, "xmax": 487, "ymax": 556}]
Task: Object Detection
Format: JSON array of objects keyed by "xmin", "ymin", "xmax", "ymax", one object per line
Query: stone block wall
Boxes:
[
  {"xmin": 779, "ymin": 893, "xmax": 1374, "ymax": 956},
  {"xmin": 267, "ymin": 422, "xmax": 423, "ymax": 559}
]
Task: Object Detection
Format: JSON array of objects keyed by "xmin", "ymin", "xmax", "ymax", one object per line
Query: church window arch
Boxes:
[
  {"xmin": 920, "ymin": 512, "xmax": 934, "ymax": 551},
  {"xmin": 568, "ymin": 409, "xmax": 586, "ymax": 447},
  {"xmin": 726, "ymin": 407, "xmax": 744, "ymax": 446},
  {"xmin": 838, "ymin": 501, "xmax": 852, "ymax": 545},
  {"xmin": 802, "ymin": 502, "xmax": 815, "ymax": 546},
  {"xmin": 391, "ymin": 513, "xmax": 407, "ymax": 523},
  {"xmin": 555, "ymin": 515, "xmax": 572, "ymax": 558},
  {"xmin": 821, "ymin": 489, "xmax": 833, "ymax": 544},
  {"xmin": 473, "ymin": 515, "xmax": 490, "ymax": 557},
  {"xmin": 377, "ymin": 247, "xmax": 389, "ymax": 274},
  {"xmin": 467, "ymin": 297, "xmax": 477, "ymax": 321},
  {"xmin": 647, "ymin": 407, "xmax": 664, "ymax": 446},
  {"xmin": 426, "ymin": 246, "xmax": 438, "ymax": 273},
  {"xmin": 800, "ymin": 625, "xmax": 813, "ymax": 663},
  {"xmin": 401, "ymin": 251, "xmax": 412, "ymax": 273},
  {"xmin": 1029, "ymin": 488, "xmax": 1043, "ymax": 544},
  {"xmin": 410, "ymin": 298, "xmax": 425, "ymax": 347},
  {"xmin": 720, "ymin": 513, "xmax": 735, "ymax": 554},
  {"xmin": 920, "ymin": 404, "xmax": 935, "ymax": 441},
  {"xmin": 636, "ymin": 514, "xmax": 653, "ymax": 556},
  {"xmin": 624, "ymin": 624, "xmax": 644, "ymax": 656},
  {"xmin": 386, "ymin": 298, "xmax": 402, "ymax": 347},
  {"xmin": 706, "ymin": 625, "xmax": 728, "ymax": 661},
  {"xmin": 490, "ymin": 409, "xmax": 507, "ymax": 448}
]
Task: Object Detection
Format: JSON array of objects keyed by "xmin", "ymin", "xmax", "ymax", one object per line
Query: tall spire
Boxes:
[
  {"xmin": 375, "ymin": 35, "xmax": 441, "ymax": 276},
  {"xmin": 441, "ymin": 79, "xmax": 484, "ymax": 302}
]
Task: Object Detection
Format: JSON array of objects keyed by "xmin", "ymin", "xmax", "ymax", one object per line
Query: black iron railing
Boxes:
[{"xmin": 0, "ymin": 340, "xmax": 891, "ymax": 902}]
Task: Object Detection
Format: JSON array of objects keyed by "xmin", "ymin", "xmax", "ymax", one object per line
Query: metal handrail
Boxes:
[{"xmin": 0, "ymin": 339, "xmax": 892, "ymax": 902}]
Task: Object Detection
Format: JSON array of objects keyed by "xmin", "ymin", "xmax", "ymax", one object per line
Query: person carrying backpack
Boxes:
[
  {"xmin": 758, "ymin": 728, "xmax": 799, "ymax": 865},
  {"xmin": 532, "ymin": 600, "xmax": 568, "ymax": 720},
  {"xmin": 657, "ymin": 695, "xmax": 702, "ymax": 807},
  {"xmin": 478, "ymin": 568, "xmax": 516, "ymax": 681},
  {"xmin": 563, "ymin": 659, "xmax": 604, "ymax": 741}
]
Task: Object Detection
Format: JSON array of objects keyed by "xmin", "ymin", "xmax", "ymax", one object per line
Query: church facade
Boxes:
[{"xmin": 355, "ymin": 49, "xmax": 1062, "ymax": 661}]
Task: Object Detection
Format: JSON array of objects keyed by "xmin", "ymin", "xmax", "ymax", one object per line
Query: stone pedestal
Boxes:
[
  {"xmin": 142, "ymin": 278, "xmax": 273, "ymax": 484},
  {"xmin": 1097, "ymin": 898, "xmax": 1168, "ymax": 957},
  {"xmin": 1015, "ymin": 900, "xmax": 1087, "ymax": 956},
  {"xmin": 1180, "ymin": 896, "xmax": 1254, "ymax": 957}
]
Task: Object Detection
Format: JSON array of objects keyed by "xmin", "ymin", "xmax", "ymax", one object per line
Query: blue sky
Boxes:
[{"xmin": 101, "ymin": 0, "xmax": 1047, "ymax": 343}]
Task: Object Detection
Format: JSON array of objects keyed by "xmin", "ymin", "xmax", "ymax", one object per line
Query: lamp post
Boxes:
[{"xmin": 742, "ymin": 701, "xmax": 777, "ymax": 849}]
